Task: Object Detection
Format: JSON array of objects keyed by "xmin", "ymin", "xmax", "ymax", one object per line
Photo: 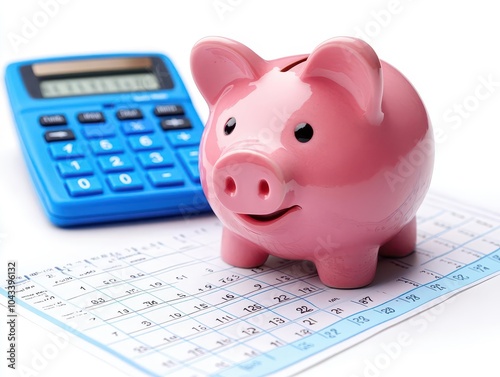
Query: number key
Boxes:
[
  {"xmin": 49, "ymin": 141, "xmax": 84, "ymax": 159},
  {"xmin": 66, "ymin": 177, "xmax": 103, "ymax": 196},
  {"xmin": 137, "ymin": 150, "xmax": 174, "ymax": 168},
  {"xmin": 57, "ymin": 159, "xmax": 93, "ymax": 177},
  {"xmin": 128, "ymin": 134, "xmax": 163, "ymax": 151},
  {"xmin": 90, "ymin": 138, "xmax": 124, "ymax": 155},
  {"xmin": 107, "ymin": 172, "xmax": 143, "ymax": 191},
  {"xmin": 98, "ymin": 155, "xmax": 134, "ymax": 172}
]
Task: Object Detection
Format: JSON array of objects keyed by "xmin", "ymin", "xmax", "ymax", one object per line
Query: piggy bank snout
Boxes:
[{"xmin": 212, "ymin": 151, "xmax": 286, "ymax": 215}]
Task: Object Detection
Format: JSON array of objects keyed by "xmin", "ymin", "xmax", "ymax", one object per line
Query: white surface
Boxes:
[{"xmin": 0, "ymin": 1, "xmax": 499, "ymax": 376}]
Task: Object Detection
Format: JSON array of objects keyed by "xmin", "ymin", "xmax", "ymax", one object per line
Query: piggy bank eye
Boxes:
[
  {"xmin": 224, "ymin": 117, "xmax": 236, "ymax": 135},
  {"xmin": 294, "ymin": 122, "xmax": 313, "ymax": 143}
]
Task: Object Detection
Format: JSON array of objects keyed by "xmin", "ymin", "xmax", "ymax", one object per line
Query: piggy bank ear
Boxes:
[
  {"xmin": 301, "ymin": 37, "xmax": 384, "ymax": 125},
  {"xmin": 190, "ymin": 37, "xmax": 268, "ymax": 107}
]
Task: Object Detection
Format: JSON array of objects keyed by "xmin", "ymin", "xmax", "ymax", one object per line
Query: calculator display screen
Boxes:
[
  {"xmin": 39, "ymin": 73, "xmax": 161, "ymax": 98},
  {"xmin": 22, "ymin": 56, "xmax": 173, "ymax": 99}
]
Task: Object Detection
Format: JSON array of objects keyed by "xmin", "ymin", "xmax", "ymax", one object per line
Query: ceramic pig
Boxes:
[{"xmin": 190, "ymin": 36, "xmax": 433, "ymax": 288}]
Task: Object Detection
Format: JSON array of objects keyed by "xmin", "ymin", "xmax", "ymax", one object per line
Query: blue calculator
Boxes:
[{"xmin": 5, "ymin": 53, "xmax": 211, "ymax": 226}]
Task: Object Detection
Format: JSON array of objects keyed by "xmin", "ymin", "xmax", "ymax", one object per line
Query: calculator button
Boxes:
[
  {"xmin": 81, "ymin": 124, "xmax": 116, "ymax": 139},
  {"xmin": 57, "ymin": 159, "xmax": 93, "ymax": 177},
  {"xmin": 39, "ymin": 114, "xmax": 67, "ymax": 126},
  {"xmin": 147, "ymin": 169, "xmax": 184, "ymax": 187},
  {"xmin": 177, "ymin": 147, "xmax": 201, "ymax": 182},
  {"xmin": 44, "ymin": 129, "xmax": 75, "ymax": 142},
  {"xmin": 49, "ymin": 141, "xmax": 85, "ymax": 159},
  {"xmin": 137, "ymin": 150, "xmax": 175, "ymax": 168},
  {"xmin": 160, "ymin": 117, "xmax": 192, "ymax": 131},
  {"xmin": 154, "ymin": 104, "xmax": 184, "ymax": 117},
  {"xmin": 166, "ymin": 130, "xmax": 201, "ymax": 147},
  {"xmin": 178, "ymin": 147, "xmax": 199, "ymax": 164},
  {"xmin": 116, "ymin": 108, "xmax": 143, "ymax": 120},
  {"xmin": 107, "ymin": 172, "xmax": 143, "ymax": 191},
  {"xmin": 121, "ymin": 120, "xmax": 154, "ymax": 134},
  {"xmin": 66, "ymin": 177, "xmax": 103, "ymax": 196},
  {"xmin": 78, "ymin": 111, "xmax": 105, "ymax": 123},
  {"xmin": 183, "ymin": 163, "xmax": 200, "ymax": 182},
  {"xmin": 98, "ymin": 155, "xmax": 134, "ymax": 173},
  {"xmin": 128, "ymin": 134, "xmax": 163, "ymax": 151},
  {"xmin": 90, "ymin": 138, "xmax": 124, "ymax": 155}
]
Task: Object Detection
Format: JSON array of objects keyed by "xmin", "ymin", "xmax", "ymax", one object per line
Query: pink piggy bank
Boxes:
[{"xmin": 191, "ymin": 36, "xmax": 433, "ymax": 288}]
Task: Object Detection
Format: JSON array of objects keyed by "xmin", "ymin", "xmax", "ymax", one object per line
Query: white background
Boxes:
[{"xmin": 1, "ymin": 1, "xmax": 499, "ymax": 376}]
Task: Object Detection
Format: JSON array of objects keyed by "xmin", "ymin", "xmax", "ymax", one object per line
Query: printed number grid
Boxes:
[{"xmin": 3, "ymin": 193, "xmax": 500, "ymax": 377}]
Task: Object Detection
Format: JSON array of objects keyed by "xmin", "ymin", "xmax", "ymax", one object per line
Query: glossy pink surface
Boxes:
[{"xmin": 191, "ymin": 36, "xmax": 434, "ymax": 288}]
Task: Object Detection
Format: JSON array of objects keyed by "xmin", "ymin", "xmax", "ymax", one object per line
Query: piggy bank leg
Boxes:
[
  {"xmin": 379, "ymin": 217, "xmax": 416, "ymax": 258},
  {"xmin": 314, "ymin": 246, "xmax": 379, "ymax": 288},
  {"xmin": 220, "ymin": 228, "xmax": 269, "ymax": 268}
]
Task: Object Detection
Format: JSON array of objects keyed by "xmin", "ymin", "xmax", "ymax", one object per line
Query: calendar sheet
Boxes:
[{"xmin": 2, "ymin": 193, "xmax": 500, "ymax": 377}]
